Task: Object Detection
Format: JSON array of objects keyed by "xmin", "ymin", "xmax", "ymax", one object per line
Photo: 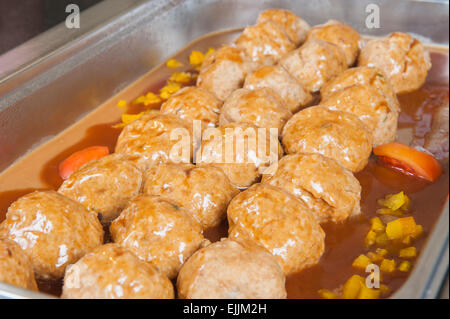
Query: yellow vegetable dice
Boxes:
[
  {"xmin": 378, "ymin": 191, "xmax": 410, "ymax": 211},
  {"xmin": 318, "ymin": 289, "xmax": 339, "ymax": 299},
  {"xmin": 399, "ymin": 247, "xmax": 417, "ymax": 259},
  {"xmin": 358, "ymin": 286, "xmax": 381, "ymax": 299},
  {"xmin": 380, "ymin": 259, "xmax": 396, "ymax": 273},
  {"xmin": 352, "ymin": 254, "xmax": 372, "ymax": 270},
  {"xmin": 398, "ymin": 261, "xmax": 412, "ymax": 272},
  {"xmin": 375, "ymin": 233, "xmax": 389, "ymax": 245},
  {"xmin": 365, "ymin": 230, "xmax": 377, "ymax": 246},
  {"xmin": 117, "ymin": 99, "xmax": 127, "ymax": 108},
  {"xmin": 342, "ymin": 275, "xmax": 365, "ymax": 299},
  {"xmin": 367, "ymin": 252, "xmax": 383, "ymax": 264},
  {"xmin": 121, "ymin": 112, "xmax": 146, "ymax": 125},
  {"xmin": 169, "ymin": 72, "xmax": 192, "ymax": 84},
  {"xmin": 189, "ymin": 50, "xmax": 205, "ymax": 66},
  {"xmin": 386, "ymin": 217, "xmax": 417, "ymax": 240},
  {"xmin": 376, "ymin": 248, "xmax": 388, "ymax": 257},
  {"xmin": 370, "ymin": 217, "xmax": 386, "ymax": 233},
  {"xmin": 166, "ymin": 58, "xmax": 184, "ymax": 68}
]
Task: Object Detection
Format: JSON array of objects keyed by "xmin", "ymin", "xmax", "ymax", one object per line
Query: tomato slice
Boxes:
[
  {"xmin": 373, "ymin": 142, "xmax": 443, "ymax": 182},
  {"xmin": 58, "ymin": 146, "xmax": 110, "ymax": 180}
]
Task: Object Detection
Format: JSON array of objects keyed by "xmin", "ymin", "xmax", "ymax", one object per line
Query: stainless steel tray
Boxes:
[{"xmin": 0, "ymin": 0, "xmax": 448, "ymax": 299}]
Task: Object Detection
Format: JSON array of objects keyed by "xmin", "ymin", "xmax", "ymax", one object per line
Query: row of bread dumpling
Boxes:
[
  {"xmin": 0, "ymin": 9, "xmax": 337, "ymax": 299},
  {"xmin": 0, "ymin": 9, "xmax": 432, "ymax": 299}
]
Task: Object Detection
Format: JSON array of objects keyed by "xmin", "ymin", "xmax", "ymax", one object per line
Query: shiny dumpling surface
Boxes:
[
  {"xmin": 110, "ymin": 195, "xmax": 205, "ymax": 279},
  {"xmin": 0, "ymin": 191, "xmax": 103, "ymax": 279},
  {"xmin": 58, "ymin": 154, "xmax": 143, "ymax": 223},
  {"xmin": 244, "ymin": 65, "xmax": 313, "ymax": 113},
  {"xmin": 196, "ymin": 122, "xmax": 283, "ymax": 189},
  {"xmin": 143, "ymin": 163, "xmax": 239, "ymax": 229},
  {"xmin": 279, "ymin": 39, "xmax": 347, "ymax": 93},
  {"xmin": 227, "ymin": 183, "xmax": 325, "ymax": 275},
  {"xmin": 320, "ymin": 84, "xmax": 399, "ymax": 147},
  {"xmin": 0, "ymin": 238, "xmax": 38, "ymax": 291},
  {"xmin": 115, "ymin": 113, "xmax": 193, "ymax": 171},
  {"xmin": 62, "ymin": 243, "xmax": 174, "ymax": 299},
  {"xmin": 177, "ymin": 238, "xmax": 286, "ymax": 299},
  {"xmin": 358, "ymin": 32, "xmax": 431, "ymax": 94},
  {"xmin": 281, "ymin": 106, "xmax": 373, "ymax": 172},
  {"xmin": 262, "ymin": 153, "xmax": 361, "ymax": 223}
]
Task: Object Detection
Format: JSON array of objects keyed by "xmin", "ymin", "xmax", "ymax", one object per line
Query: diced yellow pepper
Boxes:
[
  {"xmin": 367, "ymin": 252, "xmax": 384, "ymax": 264},
  {"xmin": 342, "ymin": 275, "xmax": 365, "ymax": 299},
  {"xmin": 378, "ymin": 191, "xmax": 410, "ymax": 211},
  {"xmin": 380, "ymin": 259, "xmax": 397, "ymax": 273},
  {"xmin": 375, "ymin": 232, "xmax": 389, "ymax": 245},
  {"xmin": 376, "ymin": 208, "xmax": 404, "ymax": 217},
  {"xmin": 352, "ymin": 254, "xmax": 372, "ymax": 270},
  {"xmin": 402, "ymin": 235, "xmax": 412, "ymax": 245},
  {"xmin": 365, "ymin": 230, "xmax": 377, "ymax": 246},
  {"xmin": 121, "ymin": 112, "xmax": 146, "ymax": 125},
  {"xmin": 189, "ymin": 50, "xmax": 205, "ymax": 66},
  {"xmin": 134, "ymin": 95, "xmax": 147, "ymax": 104},
  {"xmin": 169, "ymin": 72, "xmax": 192, "ymax": 84},
  {"xmin": 376, "ymin": 248, "xmax": 389, "ymax": 257},
  {"xmin": 399, "ymin": 246, "xmax": 417, "ymax": 259},
  {"xmin": 318, "ymin": 289, "xmax": 339, "ymax": 299},
  {"xmin": 143, "ymin": 92, "xmax": 162, "ymax": 105},
  {"xmin": 117, "ymin": 99, "xmax": 127, "ymax": 108},
  {"xmin": 386, "ymin": 217, "xmax": 417, "ymax": 240},
  {"xmin": 398, "ymin": 261, "xmax": 412, "ymax": 272},
  {"xmin": 159, "ymin": 82, "xmax": 181, "ymax": 100},
  {"xmin": 166, "ymin": 58, "xmax": 184, "ymax": 68},
  {"xmin": 370, "ymin": 217, "xmax": 386, "ymax": 233},
  {"xmin": 358, "ymin": 286, "xmax": 381, "ymax": 299}
]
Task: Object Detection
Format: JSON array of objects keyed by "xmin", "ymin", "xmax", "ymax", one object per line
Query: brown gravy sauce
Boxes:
[{"xmin": 0, "ymin": 30, "xmax": 448, "ymax": 298}]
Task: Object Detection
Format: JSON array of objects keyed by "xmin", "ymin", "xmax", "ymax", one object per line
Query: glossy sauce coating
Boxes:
[
  {"xmin": 279, "ymin": 39, "xmax": 347, "ymax": 93},
  {"xmin": 282, "ymin": 106, "xmax": 373, "ymax": 172},
  {"xmin": 306, "ymin": 20, "xmax": 363, "ymax": 66},
  {"xmin": 227, "ymin": 183, "xmax": 325, "ymax": 275},
  {"xmin": 321, "ymin": 66, "xmax": 400, "ymax": 111},
  {"xmin": 359, "ymin": 32, "xmax": 432, "ymax": 94},
  {"xmin": 197, "ymin": 45, "xmax": 253, "ymax": 101},
  {"xmin": 262, "ymin": 153, "xmax": 361, "ymax": 223},
  {"xmin": 0, "ymin": 191, "xmax": 103, "ymax": 280},
  {"xmin": 0, "ymin": 238, "xmax": 38, "ymax": 291},
  {"xmin": 177, "ymin": 238, "xmax": 286, "ymax": 299},
  {"xmin": 256, "ymin": 9, "xmax": 310, "ymax": 45},
  {"xmin": 115, "ymin": 113, "xmax": 193, "ymax": 171},
  {"xmin": 196, "ymin": 122, "xmax": 283, "ymax": 189},
  {"xmin": 62, "ymin": 243, "xmax": 174, "ymax": 299},
  {"xmin": 244, "ymin": 65, "xmax": 313, "ymax": 113},
  {"xmin": 219, "ymin": 87, "xmax": 292, "ymax": 134},
  {"xmin": 143, "ymin": 163, "xmax": 239, "ymax": 229},
  {"xmin": 110, "ymin": 195, "xmax": 205, "ymax": 279},
  {"xmin": 161, "ymin": 86, "xmax": 222, "ymax": 128},
  {"xmin": 235, "ymin": 20, "xmax": 296, "ymax": 66},
  {"xmin": 58, "ymin": 154, "xmax": 143, "ymax": 223},
  {"xmin": 320, "ymin": 84, "xmax": 398, "ymax": 147}
]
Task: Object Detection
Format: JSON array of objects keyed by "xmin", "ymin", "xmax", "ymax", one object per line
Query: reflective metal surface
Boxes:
[{"xmin": 0, "ymin": 0, "xmax": 448, "ymax": 299}]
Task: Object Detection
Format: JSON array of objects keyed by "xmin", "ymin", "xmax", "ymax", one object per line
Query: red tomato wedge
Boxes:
[
  {"xmin": 58, "ymin": 146, "xmax": 110, "ymax": 180},
  {"xmin": 373, "ymin": 142, "xmax": 443, "ymax": 182}
]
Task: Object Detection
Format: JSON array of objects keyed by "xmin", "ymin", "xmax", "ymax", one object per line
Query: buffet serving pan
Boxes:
[{"xmin": 0, "ymin": 0, "xmax": 448, "ymax": 299}]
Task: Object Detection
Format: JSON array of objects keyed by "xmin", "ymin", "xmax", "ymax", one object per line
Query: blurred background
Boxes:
[{"xmin": 0, "ymin": 0, "xmax": 104, "ymax": 55}]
